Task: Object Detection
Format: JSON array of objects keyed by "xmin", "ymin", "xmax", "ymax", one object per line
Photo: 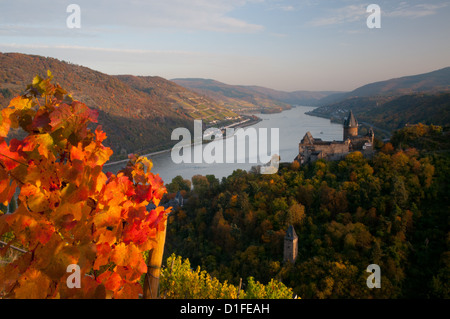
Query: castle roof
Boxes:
[
  {"xmin": 301, "ymin": 131, "xmax": 315, "ymax": 144},
  {"xmin": 344, "ymin": 110, "xmax": 358, "ymax": 127},
  {"xmin": 300, "ymin": 131, "xmax": 345, "ymax": 146},
  {"xmin": 285, "ymin": 225, "xmax": 298, "ymax": 240},
  {"xmin": 301, "ymin": 132, "xmax": 330, "ymax": 145}
]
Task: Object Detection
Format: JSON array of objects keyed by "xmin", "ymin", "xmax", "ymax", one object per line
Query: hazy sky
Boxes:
[{"xmin": 0, "ymin": 0, "xmax": 449, "ymax": 91}]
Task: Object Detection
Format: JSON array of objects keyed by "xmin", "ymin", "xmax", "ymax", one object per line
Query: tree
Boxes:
[
  {"xmin": 0, "ymin": 72, "xmax": 171, "ymax": 299},
  {"xmin": 192, "ymin": 175, "xmax": 210, "ymax": 197},
  {"xmin": 166, "ymin": 175, "xmax": 191, "ymax": 193},
  {"xmin": 286, "ymin": 201, "xmax": 305, "ymax": 227}
]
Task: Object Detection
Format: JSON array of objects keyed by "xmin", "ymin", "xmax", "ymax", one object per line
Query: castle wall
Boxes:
[
  {"xmin": 313, "ymin": 143, "xmax": 349, "ymax": 155},
  {"xmin": 298, "ymin": 141, "xmax": 350, "ymax": 164}
]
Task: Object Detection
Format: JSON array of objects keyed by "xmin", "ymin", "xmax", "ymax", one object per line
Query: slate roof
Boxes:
[
  {"xmin": 344, "ymin": 110, "xmax": 358, "ymax": 127},
  {"xmin": 285, "ymin": 225, "xmax": 298, "ymax": 240}
]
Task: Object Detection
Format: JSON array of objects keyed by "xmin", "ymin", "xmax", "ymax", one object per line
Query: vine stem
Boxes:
[
  {"xmin": 143, "ymin": 218, "xmax": 168, "ymax": 299},
  {"xmin": 0, "ymin": 152, "xmax": 29, "ymax": 167}
]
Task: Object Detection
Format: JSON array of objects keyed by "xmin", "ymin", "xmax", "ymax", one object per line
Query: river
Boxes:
[{"xmin": 104, "ymin": 106, "xmax": 344, "ymax": 183}]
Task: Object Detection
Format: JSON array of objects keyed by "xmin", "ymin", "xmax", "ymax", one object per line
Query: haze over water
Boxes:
[{"xmin": 106, "ymin": 106, "xmax": 344, "ymax": 183}]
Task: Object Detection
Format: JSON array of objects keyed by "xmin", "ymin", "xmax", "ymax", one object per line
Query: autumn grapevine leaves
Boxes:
[{"xmin": 0, "ymin": 71, "xmax": 172, "ymax": 298}]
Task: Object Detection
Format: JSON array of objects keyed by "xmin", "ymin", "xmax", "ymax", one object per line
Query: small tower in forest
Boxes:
[
  {"xmin": 343, "ymin": 110, "xmax": 358, "ymax": 141},
  {"xmin": 284, "ymin": 225, "xmax": 298, "ymax": 263}
]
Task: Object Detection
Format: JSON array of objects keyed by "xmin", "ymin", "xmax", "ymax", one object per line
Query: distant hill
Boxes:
[
  {"xmin": 311, "ymin": 93, "xmax": 450, "ymax": 133},
  {"xmin": 358, "ymin": 93, "xmax": 450, "ymax": 131},
  {"xmin": 242, "ymin": 85, "xmax": 339, "ymax": 106},
  {"xmin": 309, "ymin": 67, "xmax": 450, "ymax": 133},
  {"xmin": 172, "ymin": 78, "xmax": 337, "ymax": 111},
  {"xmin": 235, "ymin": 85, "xmax": 339, "ymax": 106},
  {"xmin": 0, "ymin": 52, "xmax": 238, "ymax": 160},
  {"xmin": 316, "ymin": 67, "xmax": 450, "ymax": 106}
]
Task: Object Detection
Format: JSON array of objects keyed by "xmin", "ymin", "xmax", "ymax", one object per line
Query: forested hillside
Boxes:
[
  {"xmin": 316, "ymin": 67, "xmax": 450, "ymax": 106},
  {"xmin": 163, "ymin": 124, "xmax": 450, "ymax": 298},
  {"xmin": 308, "ymin": 92, "xmax": 450, "ymax": 133},
  {"xmin": 309, "ymin": 67, "xmax": 450, "ymax": 136},
  {"xmin": 114, "ymin": 75, "xmax": 238, "ymax": 123}
]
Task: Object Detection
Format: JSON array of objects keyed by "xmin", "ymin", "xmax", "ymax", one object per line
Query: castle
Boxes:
[{"xmin": 294, "ymin": 111, "xmax": 374, "ymax": 165}]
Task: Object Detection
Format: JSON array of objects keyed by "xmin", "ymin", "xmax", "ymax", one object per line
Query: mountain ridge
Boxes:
[
  {"xmin": 307, "ymin": 66, "xmax": 450, "ymax": 135},
  {"xmin": 316, "ymin": 66, "xmax": 450, "ymax": 106},
  {"xmin": 172, "ymin": 77, "xmax": 340, "ymax": 108}
]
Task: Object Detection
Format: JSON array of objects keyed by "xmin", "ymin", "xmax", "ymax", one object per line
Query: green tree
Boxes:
[{"xmin": 166, "ymin": 175, "xmax": 191, "ymax": 193}]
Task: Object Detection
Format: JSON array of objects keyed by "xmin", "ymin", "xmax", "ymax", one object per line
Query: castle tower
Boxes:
[
  {"xmin": 343, "ymin": 110, "xmax": 358, "ymax": 141},
  {"xmin": 284, "ymin": 225, "xmax": 298, "ymax": 263}
]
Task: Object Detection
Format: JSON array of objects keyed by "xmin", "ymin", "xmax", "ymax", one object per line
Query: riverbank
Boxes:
[
  {"xmin": 103, "ymin": 148, "xmax": 173, "ymax": 167},
  {"xmin": 103, "ymin": 114, "xmax": 263, "ymax": 168}
]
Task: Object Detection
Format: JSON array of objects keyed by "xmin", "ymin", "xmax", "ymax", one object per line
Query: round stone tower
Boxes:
[{"xmin": 343, "ymin": 110, "xmax": 358, "ymax": 141}]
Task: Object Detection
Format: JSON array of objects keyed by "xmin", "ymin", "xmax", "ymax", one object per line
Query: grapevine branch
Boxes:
[{"xmin": 0, "ymin": 152, "xmax": 29, "ymax": 167}]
